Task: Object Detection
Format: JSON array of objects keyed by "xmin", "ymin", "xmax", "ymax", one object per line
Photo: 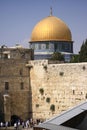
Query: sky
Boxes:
[{"xmin": 0, "ymin": 0, "xmax": 87, "ymax": 54}]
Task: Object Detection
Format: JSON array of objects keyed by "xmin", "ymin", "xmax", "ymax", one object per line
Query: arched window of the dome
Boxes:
[
  {"xmin": 50, "ymin": 42, "xmax": 54, "ymax": 50},
  {"xmin": 46, "ymin": 43, "xmax": 49, "ymax": 49},
  {"xmin": 41, "ymin": 43, "xmax": 46, "ymax": 50},
  {"xmin": 64, "ymin": 43, "xmax": 70, "ymax": 51},
  {"xmin": 38, "ymin": 44, "xmax": 41, "ymax": 50},
  {"xmin": 34, "ymin": 44, "xmax": 38, "ymax": 50}
]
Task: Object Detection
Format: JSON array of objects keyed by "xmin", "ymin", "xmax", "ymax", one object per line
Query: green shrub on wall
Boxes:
[
  {"xmin": 46, "ymin": 97, "xmax": 50, "ymax": 103},
  {"xmin": 50, "ymin": 104, "xmax": 55, "ymax": 111},
  {"xmin": 82, "ymin": 66, "xmax": 86, "ymax": 70},
  {"xmin": 36, "ymin": 104, "xmax": 39, "ymax": 108},
  {"xmin": 59, "ymin": 72, "xmax": 64, "ymax": 76},
  {"xmin": 39, "ymin": 88, "xmax": 44, "ymax": 95},
  {"xmin": 43, "ymin": 65, "xmax": 47, "ymax": 70},
  {"xmin": 85, "ymin": 93, "xmax": 87, "ymax": 99}
]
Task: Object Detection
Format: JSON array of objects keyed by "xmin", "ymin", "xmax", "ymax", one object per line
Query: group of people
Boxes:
[
  {"xmin": 14, "ymin": 118, "xmax": 42, "ymax": 129},
  {"xmin": 14, "ymin": 119, "xmax": 30, "ymax": 129},
  {"xmin": 0, "ymin": 118, "xmax": 43, "ymax": 129},
  {"xmin": 0, "ymin": 121, "xmax": 9, "ymax": 128}
]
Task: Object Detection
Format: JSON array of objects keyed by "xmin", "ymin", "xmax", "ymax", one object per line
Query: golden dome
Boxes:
[{"xmin": 30, "ymin": 15, "xmax": 72, "ymax": 42}]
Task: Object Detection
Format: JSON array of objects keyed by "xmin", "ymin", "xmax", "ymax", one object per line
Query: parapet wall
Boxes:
[{"xmin": 28, "ymin": 60, "xmax": 87, "ymax": 119}]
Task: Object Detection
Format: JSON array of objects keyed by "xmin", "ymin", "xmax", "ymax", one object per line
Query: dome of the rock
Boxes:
[
  {"xmin": 29, "ymin": 12, "xmax": 73, "ymax": 61},
  {"xmin": 30, "ymin": 15, "xmax": 72, "ymax": 42}
]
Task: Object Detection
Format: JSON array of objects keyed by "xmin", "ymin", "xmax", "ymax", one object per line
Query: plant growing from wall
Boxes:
[
  {"xmin": 59, "ymin": 72, "xmax": 64, "ymax": 76},
  {"xmin": 46, "ymin": 97, "xmax": 50, "ymax": 103},
  {"xmin": 50, "ymin": 104, "xmax": 55, "ymax": 112},
  {"xmin": 43, "ymin": 65, "xmax": 47, "ymax": 70},
  {"xmin": 36, "ymin": 104, "xmax": 39, "ymax": 108},
  {"xmin": 85, "ymin": 93, "xmax": 87, "ymax": 99},
  {"xmin": 82, "ymin": 66, "xmax": 86, "ymax": 70},
  {"xmin": 39, "ymin": 88, "xmax": 44, "ymax": 95}
]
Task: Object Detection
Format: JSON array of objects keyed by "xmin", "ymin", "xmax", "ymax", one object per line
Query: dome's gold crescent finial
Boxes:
[{"xmin": 50, "ymin": 7, "xmax": 52, "ymax": 16}]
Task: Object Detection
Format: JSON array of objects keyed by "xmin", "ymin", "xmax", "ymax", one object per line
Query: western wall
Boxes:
[
  {"xmin": 0, "ymin": 58, "xmax": 87, "ymax": 122},
  {"xmin": 27, "ymin": 60, "xmax": 87, "ymax": 120}
]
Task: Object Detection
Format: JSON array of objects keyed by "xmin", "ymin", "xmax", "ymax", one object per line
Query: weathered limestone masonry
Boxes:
[
  {"xmin": 27, "ymin": 60, "xmax": 87, "ymax": 120},
  {"xmin": 0, "ymin": 47, "xmax": 34, "ymax": 122},
  {"xmin": 0, "ymin": 59, "xmax": 32, "ymax": 122}
]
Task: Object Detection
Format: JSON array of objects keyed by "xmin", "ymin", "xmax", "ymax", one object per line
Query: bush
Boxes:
[
  {"xmin": 46, "ymin": 97, "xmax": 50, "ymax": 103},
  {"xmin": 39, "ymin": 88, "xmax": 44, "ymax": 95},
  {"xmin": 36, "ymin": 104, "xmax": 39, "ymax": 108},
  {"xmin": 50, "ymin": 104, "xmax": 55, "ymax": 111}
]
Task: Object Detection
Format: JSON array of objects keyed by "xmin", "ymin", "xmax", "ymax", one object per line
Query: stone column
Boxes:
[{"xmin": 3, "ymin": 94, "xmax": 11, "ymax": 122}]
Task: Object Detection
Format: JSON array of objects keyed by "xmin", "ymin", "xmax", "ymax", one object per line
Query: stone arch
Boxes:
[{"xmin": 11, "ymin": 115, "xmax": 21, "ymax": 126}]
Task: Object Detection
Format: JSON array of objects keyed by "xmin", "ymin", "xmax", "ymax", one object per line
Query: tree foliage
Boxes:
[
  {"xmin": 50, "ymin": 52, "xmax": 64, "ymax": 61},
  {"xmin": 70, "ymin": 39, "xmax": 87, "ymax": 63},
  {"xmin": 70, "ymin": 54, "xmax": 79, "ymax": 63},
  {"xmin": 79, "ymin": 39, "xmax": 87, "ymax": 62}
]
